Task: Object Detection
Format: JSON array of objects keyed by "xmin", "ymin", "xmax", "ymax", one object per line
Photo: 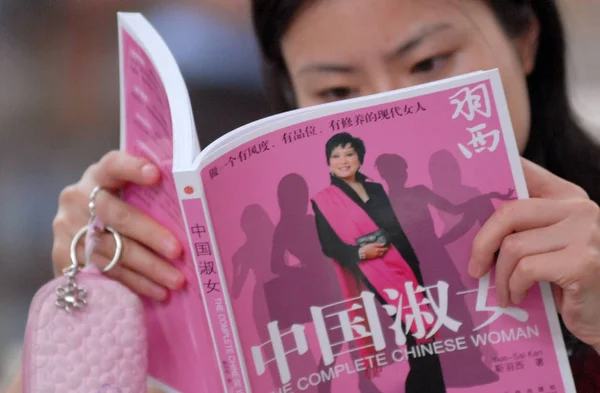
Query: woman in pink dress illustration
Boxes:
[
  {"xmin": 311, "ymin": 132, "xmax": 445, "ymax": 393},
  {"xmin": 267, "ymin": 173, "xmax": 381, "ymax": 393}
]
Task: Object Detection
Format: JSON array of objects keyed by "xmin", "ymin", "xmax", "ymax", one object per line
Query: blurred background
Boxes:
[{"xmin": 0, "ymin": 0, "xmax": 598, "ymax": 389}]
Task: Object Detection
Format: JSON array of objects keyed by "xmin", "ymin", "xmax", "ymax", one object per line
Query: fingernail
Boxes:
[
  {"xmin": 165, "ymin": 239, "xmax": 182, "ymax": 259},
  {"xmin": 468, "ymin": 259, "xmax": 479, "ymax": 278},
  {"xmin": 168, "ymin": 272, "xmax": 186, "ymax": 290},
  {"xmin": 497, "ymin": 295, "xmax": 507, "ymax": 308},
  {"xmin": 511, "ymin": 293, "xmax": 523, "ymax": 306},
  {"xmin": 153, "ymin": 286, "xmax": 169, "ymax": 302},
  {"xmin": 142, "ymin": 164, "xmax": 159, "ymax": 180}
]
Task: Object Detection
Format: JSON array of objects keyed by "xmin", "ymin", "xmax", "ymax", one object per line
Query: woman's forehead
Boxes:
[{"xmin": 282, "ymin": 0, "xmax": 487, "ymax": 66}]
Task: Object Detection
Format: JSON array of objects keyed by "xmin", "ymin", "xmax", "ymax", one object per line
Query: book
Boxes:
[{"xmin": 117, "ymin": 12, "xmax": 577, "ymax": 393}]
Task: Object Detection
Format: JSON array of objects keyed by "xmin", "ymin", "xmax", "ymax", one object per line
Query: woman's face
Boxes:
[
  {"xmin": 329, "ymin": 144, "xmax": 361, "ymax": 180},
  {"xmin": 281, "ymin": 0, "xmax": 539, "ymax": 153}
]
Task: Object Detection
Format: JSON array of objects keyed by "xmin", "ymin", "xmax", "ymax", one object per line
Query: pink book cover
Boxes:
[
  {"xmin": 117, "ymin": 20, "xmax": 220, "ymax": 392},
  {"xmin": 198, "ymin": 70, "xmax": 578, "ymax": 393}
]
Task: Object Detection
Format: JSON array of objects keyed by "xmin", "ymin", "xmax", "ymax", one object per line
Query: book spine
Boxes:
[{"xmin": 176, "ymin": 173, "xmax": 252, "ymax": 393}]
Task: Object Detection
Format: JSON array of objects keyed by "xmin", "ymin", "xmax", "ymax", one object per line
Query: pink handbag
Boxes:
[{"xmin": 22, "ymin": 219, "xmax": 148, "ymax": 392}]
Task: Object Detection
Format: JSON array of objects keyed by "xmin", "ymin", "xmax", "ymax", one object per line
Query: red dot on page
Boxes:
[{"xmin": 184, "ymin": 186, "xmax": 194, "ymax": 195}]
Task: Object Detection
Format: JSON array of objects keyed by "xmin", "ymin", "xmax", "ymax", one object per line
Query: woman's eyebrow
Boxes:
[
  {"xmin": 385, "ymin": 23, "xmax": 453, "ymax": 61},
  {"xmin": 296, "ymin": 63, "xmax": 356, "ymax": 76}
]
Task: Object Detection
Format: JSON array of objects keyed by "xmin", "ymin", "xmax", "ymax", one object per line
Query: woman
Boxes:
[
  {"xmin": 374, "ymin": 152, "xmax": 512, "ymax": 386},
  {"xmin": 267, "ymin": 173, "xmax": 342, "ymax": 327},
  {"xmin": 312, "ymin": 132, "xmax": 445, "ymax": 392},
  {"xmin": 48, "ymin": 0, "xmax": 600, "ymax": 391}
]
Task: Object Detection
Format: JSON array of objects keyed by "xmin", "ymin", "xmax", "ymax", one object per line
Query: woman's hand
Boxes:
[
  {"xmin": 52, "ymin": 150, "xmax": 186, "ymax": 301},
  {"xmin": 360, "ymin": 243, "xmax": 389, "ymax": 260},
  {"xmin": 469, "ymin": 158, "xmax": 600, "ymax": 351}
]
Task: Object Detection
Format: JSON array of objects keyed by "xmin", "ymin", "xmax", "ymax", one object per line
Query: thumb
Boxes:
[{"xmin": 520, "ymin": 157, "xmax": 588, "ymax": 200}]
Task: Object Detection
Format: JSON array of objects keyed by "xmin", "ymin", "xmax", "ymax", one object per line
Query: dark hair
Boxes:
[
  {"xmin": 325, "ymin": 132, "xmax": 366, "ymax": 165},
  {"xmin": 251, "ymin": 0, "xmax": 600, "ymax": 206}
]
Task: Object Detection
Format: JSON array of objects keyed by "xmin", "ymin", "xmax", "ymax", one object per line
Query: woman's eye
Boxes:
[
  {"xmin": 317, "ymin": 87, "xmax": 355, "ymax": 101},
  {"xmin": 411, "ymin": 54, "xmax": 450, "ymax": 75}
]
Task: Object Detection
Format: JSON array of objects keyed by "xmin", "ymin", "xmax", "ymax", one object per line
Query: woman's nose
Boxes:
[{"xmin": 369, "ymin": 68, "xmax": 408, "ymax": 95}]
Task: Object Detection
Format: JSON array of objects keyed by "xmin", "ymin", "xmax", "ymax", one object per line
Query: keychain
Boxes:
[{"xmin": 53, "ymin": 185, "xmax": 123, "ymax": 313}]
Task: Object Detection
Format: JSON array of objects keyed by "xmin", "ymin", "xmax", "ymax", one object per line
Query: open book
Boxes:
[{"xmin": 117, "ymin": 12, "xmax": 577, "ymax": 393}]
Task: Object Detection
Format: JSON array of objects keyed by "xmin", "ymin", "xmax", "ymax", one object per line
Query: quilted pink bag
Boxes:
[{"xmin": 22, "ymin": 219, "xmax": 148, "ymax": 392}]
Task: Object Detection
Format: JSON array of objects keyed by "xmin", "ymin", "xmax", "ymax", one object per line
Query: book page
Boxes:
[
  {"xmin": 197, "ymin": 71, "xmax": 576, "ymax": 393},
  {"xmin": 119, "ymin": 27, "xmax": 218, "ymax": 392}
]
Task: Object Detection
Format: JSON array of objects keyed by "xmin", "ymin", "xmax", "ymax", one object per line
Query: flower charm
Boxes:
[{"xmin": 55, "ymin": 278, "xmax": 87, "ymax": 313}]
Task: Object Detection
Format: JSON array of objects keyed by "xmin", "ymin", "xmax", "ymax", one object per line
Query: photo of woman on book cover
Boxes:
[{"xmin": 310, "ymin": 132, "xmax": 446, "ymax": 392}]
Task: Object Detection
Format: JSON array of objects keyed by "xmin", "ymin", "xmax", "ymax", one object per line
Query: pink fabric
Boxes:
[{"xmin": 312, "ymin": 185, "xmax": 434, "ymax": 346}]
